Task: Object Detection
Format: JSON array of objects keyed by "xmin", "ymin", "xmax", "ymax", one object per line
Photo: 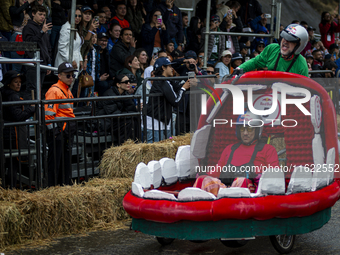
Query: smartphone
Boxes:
[
  {"xmin": 188, "ymin": 71, "xmax": 195, "ymax": 79},
  {"xmin": 214, "ymin": 68, "xmax": 220, "ymax": 73},
  {"xmin": 94, "ymin": 16, "xmax": 99, "ymax": 23},
  {"xmin": 264, "ymin": 14, "xmax": 271, "ymax": 19},
  {"xmin": 157, "ymin": 15, "xmax": 162, "ymax": 25}
]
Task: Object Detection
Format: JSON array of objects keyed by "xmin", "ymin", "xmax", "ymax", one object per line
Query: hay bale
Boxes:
[
  {"xmin": 0, "ymin": 178, "xmax": 132, "ymax": 248},
  {"xmin": 337, "ymin": 115, "xmax": 340, "ymax": 132},
  {"xmin": 100, "ymin": 133, "xmax": 191, "ymax": 179}
]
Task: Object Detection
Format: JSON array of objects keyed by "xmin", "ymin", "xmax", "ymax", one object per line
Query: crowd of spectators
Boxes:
[{"xmin": 1, "ymin": 0, "xmax": 340, "ymax": 142}]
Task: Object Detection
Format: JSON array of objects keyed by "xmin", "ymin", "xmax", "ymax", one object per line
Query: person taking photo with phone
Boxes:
[{"xmin": 141, "ymin": 9, "xmax": 169, "ymax": 60}]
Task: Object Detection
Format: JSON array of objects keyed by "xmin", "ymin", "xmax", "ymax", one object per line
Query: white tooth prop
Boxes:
[
  {"xmin": 326, "ymin": 147, "xmax": 335, "ymax": 184},
  {"xmin": 286, "ymin": 166, "xmax": 312, "ymax": 194},
  {"xmin": 191, "ymin": 125, "xmax": 212, "ymax": 159},
  {"xmin": 310, "ymin": 95, "xmax": 322, "ymax": 133},
  {"xmin": 217, "ymin": 187, "xmax": 251, "ymax": 198},
  {"xmin": 176, "ymin": 145, "xmax": 199, "ymax": 179},
  {"xmin": 178, "ymin": 187, "xmax": 216, "ymax": 201},
  {"xmin": 147, "ymin": 161, "xmax": 162, "ymax": 189},
  {"xmin": 159, "ymin": 158, "xmax": 178, "ymax": 185},
  {"xmin": 131, "ymin": 182, "xmax": 144, "ymax": 197},
  {"xmin": 143, "ymin": 190, "xmax": 177, "ymax": 201},
  {"xmin": 256, "ymin": 168, "xmax": 285, "ymax": 195},
  {"xmin": 312, "ymin": 134, "xmax": 325, "ymax": 167},
  {"xmin": 133, "ymin": 162, "xmax": 152, "ymax": 189}
]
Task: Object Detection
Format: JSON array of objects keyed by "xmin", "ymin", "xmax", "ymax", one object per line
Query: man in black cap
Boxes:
[
  {"xmin": 240, "ymin": 43, "xmax": 250, "ymax": 61},
  {"xmin": 172, "ymin": 50, "xmax": 207, "ymax": 76},
  {"xmin": 96, "ymin": 32, "xmax": 112, "ymax": 95},
  {"xmin": 44, "ymin": 62, "xmax": 77, "ymax": 186}
]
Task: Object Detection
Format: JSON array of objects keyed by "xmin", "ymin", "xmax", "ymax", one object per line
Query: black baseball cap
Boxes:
[
  {"xmin": 154, "ymin": 57, "xmax": 174, "ymax": 69},
  {"xmin": 307, "ymin": 26, "xmax": 316, "ymax": 31},
  {"xmin": 240, "ymin": 43, "xmax": 250, "ymax": 50},
  {"xmin": 81, "ymin": 6, "xmax": 94, "ymax": 13},
  {"xmin": 1, "ymin": 70, "xmax": 23, "ymax": 86},
  {"xmin": 98, "ymin": 32, "xmax": 109, "ymax": 39},
  {"xmin": 58, "ymin": 62, "xmax": 78, "ymax": 74},
  {"xmin": 185, "ymin": 50, "xmax": 197, "ymax": 60}
]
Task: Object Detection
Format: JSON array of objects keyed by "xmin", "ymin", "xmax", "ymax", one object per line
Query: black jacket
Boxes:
[
  {"xmin": 51, "ymin": 0, "xmax": 72, "ymax": 26},
  {"xmin": 109, "ymin": 40, "xmax": 135, "ymax": 77},
  {"xmin": 22, "ymin": 19, "xmax": 52, "ymax": 65},
  {"xmin": 141, "ymin": 23, "xmax": 169, "ymax": 59},
  {"xmin": 96, "ymin": 86, "xmax": 137, "ymax": 116},
  {"xmin": 1, "ymin": 86, "xmax": 35, "ymax": 141},
  {"xmin": 146, "ymin": 76, "xmax": 185, "ymax": 125},
  {"xmin": 9, "ymin": 2, "xmax": 32, "ymax": 27}
]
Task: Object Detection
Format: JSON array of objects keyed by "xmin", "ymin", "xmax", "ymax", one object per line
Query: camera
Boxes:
[{"xmin": 188, "ymin": 63, "xmax": 196, "ymax": 71}]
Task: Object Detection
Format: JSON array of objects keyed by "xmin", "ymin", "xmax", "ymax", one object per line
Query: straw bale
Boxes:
[
  {"xmin": 0, "ymin": 178, "xmax": 132, "ymax": 249},
  {"xmin": 337, "ymin": 115, "xmax": 340, "ymax": 132},
  {"xmin": 100, "ymin": 133, "xmax": 191, "ymax": 179}
]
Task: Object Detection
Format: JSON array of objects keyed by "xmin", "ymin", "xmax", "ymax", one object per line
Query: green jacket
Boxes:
[
  {"xmin": 0, "ymin": 0, "xmax": 15, "ymax": 32},
  {"xmin": 239, "ymin": 43, "xmax": 309, "ymax": 77}
]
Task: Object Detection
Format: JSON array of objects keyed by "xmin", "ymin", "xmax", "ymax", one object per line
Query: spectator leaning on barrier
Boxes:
[
  {"xmin": 109, "ymin": 27, "xmax": 136, "ymax": 77},
  {"xmin": 157, "ymin": 0, "xmax": 183, "ymax": 50},
  {"xmin": 96, "ymin": 74, "xmax": 138, "ymax": 145},
  {"xmin": 45, "ymin": 62, "xmax": 77, "ymax": 187},
  {"xmin": 146, "ymin": 57, "xmax": 191, "ymax": 143},
  {"xmin": 22, "ymin": 4, "xmax": 52, "ymax": 100}
]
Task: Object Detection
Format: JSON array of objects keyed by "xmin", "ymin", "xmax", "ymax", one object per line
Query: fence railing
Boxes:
[{"xmin": 1, "ymin": 73, "xmax": 339, "ymax": 189}]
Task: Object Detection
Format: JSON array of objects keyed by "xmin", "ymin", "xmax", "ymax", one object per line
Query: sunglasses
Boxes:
[
  {"xmin": 258, "ymin": 45, "xmax": 265, "ymax": 48},
  {"xmin": 239, "ymin": 126, "xmax": 255, "ymax": 132},
  {"xmin": 75, "ymin": 15, "xmax": 82, "ymax": 18},
  {"xmin": 206, "ymin": 71, "xmax": 214, "ymax": 74},
  {"xmin": 63, "ymin": 74, "xmax": 76, "ymax": 79},
  {"xmin": 120, "ymin": 80, "xmax": 130, "ymax": 84}
]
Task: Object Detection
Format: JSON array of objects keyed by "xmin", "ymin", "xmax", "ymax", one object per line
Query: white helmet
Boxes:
[{"xmin": 280, "ymin": 24, "xmax": 308, "ymax": 56}]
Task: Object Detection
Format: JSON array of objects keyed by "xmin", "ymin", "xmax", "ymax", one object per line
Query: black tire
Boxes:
[
  {"xmin": 269, "ymin": 235, "xmax": 296, "ymax": 254},
  {"xmin": 190, "ymin": 240, "xmax": 208, "ymax": 243},
  {"xmin": 220, "ymin": 239, "xmax": 249, "ymax": 248},
  {"xmin": 156, "ymin": 237, "xmax": 175, "ymax": 245}
]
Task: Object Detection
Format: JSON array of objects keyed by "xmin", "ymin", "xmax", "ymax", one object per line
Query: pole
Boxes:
[
  {"xmin": 203, "ymin": 0, "xmax": 211, "ymax": 70},
  {"xmin": 270, "ymin": 0, "xmax": 276, "ymax": 44},
  {"xmin": 68, "ymin": 0, "xmax": 77, "ymax": 63},
  {"xmin": 275, "ymin": 2, "xmax": 281, "ymax": 39}
]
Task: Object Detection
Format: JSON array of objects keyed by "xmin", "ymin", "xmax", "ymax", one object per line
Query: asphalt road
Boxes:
[{"xmin": 8, "ymin": 201, "xmax": 340, "ymax": 255}]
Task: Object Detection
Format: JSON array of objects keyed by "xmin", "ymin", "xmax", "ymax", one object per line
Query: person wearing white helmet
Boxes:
[{"xmin": 238, "ymin": 24, "xmax": 309, "ymax": 77}]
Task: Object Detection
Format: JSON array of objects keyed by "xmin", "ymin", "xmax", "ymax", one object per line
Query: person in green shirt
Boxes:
[{"xmin": 238, "ymin": 24, "xmax": 309, "ymax": 77}]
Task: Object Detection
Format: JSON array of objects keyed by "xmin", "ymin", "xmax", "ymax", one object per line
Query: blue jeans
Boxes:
[{"xmin": 146, "ymin": 129, "xmax": 171, "ymax": 143}]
